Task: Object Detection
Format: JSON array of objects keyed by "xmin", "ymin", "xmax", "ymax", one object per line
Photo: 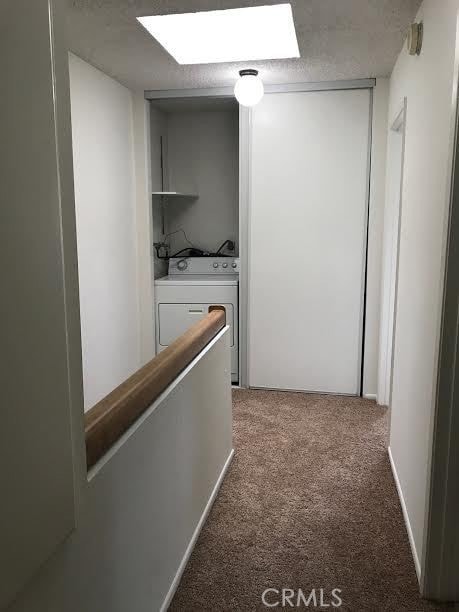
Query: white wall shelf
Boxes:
[{"xmin": 152, "ymin": 191, "xmax": 198, "ymax": 198}]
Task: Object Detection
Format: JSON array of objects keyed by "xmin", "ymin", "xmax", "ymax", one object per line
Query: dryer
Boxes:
[{"xmin": 154, "ymin": 257, "xmax": 239, "ymax": 382}]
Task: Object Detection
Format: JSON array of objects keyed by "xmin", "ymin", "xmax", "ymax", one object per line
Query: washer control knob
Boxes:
[
  {"xmin": 213, "ymin": 262, "xmax": 219, "ymax": 268},
  {"xmin": 222, "ymin": 262, "xmax": 228, "ymax": 269},
  {"xmin": 231, "ymin": 262, "xmax": 237, "ymax": 269},
  {"xmin": 177, "ymin": 259, "xmax": 188, "ymax": 271}
]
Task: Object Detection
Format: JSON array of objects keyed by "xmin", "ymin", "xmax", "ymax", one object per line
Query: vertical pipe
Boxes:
[{"xmin": 160, "ymin": 135, "xmax": 165, "ymax": 236}]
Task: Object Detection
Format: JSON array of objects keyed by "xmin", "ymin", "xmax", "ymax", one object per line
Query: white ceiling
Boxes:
[{"xmin": 66, "ymin": 0, "xmax": 422, "ymax": 92}]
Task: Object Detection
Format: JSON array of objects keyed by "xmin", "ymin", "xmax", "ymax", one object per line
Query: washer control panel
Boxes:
[{"xmin": 169, "ymin": 257, "xmax": 240, "ymax": 275}]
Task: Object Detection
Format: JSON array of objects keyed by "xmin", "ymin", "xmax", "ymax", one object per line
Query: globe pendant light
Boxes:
[{"xmin": 234, "ymin": 69, "xmax": 264, "ymax": 107}]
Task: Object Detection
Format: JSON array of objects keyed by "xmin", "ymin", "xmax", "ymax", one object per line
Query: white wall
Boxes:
[
  {"xmin": 387, "ymin": 0, "xmax": 459, "ymax": 579},
  {"xmin": 363, "ymin": 79, "xmax": 389, "ymax": 397},
  {"xmin": 132, "ymin": 93, "xmax": 155, "ymax": 363},
  {"xmin": 165, "ymin": 110, "xmax": 239, "ymax": 254},
  {"xmin": 69, "ymin": 54, "xmax": 141, "ymax": 410},
  {"xmin": 8, "ymin": 330, "xmax": 233, "ymax": 612},
  {"xmin": 0, "ymin": 2, "xmax": 83, "ymax": 607}
]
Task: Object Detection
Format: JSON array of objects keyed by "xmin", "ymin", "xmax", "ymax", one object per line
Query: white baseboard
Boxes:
[
  {"xmin": 363, "ymin": 393, "xmax": 377, "ymax": 400},
  {"xmin": 160, "ymin": 448, "xmax": 235, "ymax": 612},
  {"xmin": 388, "ymin": 446, "xmax": 421, "ymax": 581}
]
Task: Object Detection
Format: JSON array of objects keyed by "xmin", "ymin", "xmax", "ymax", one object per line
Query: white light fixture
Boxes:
[
  {"xmin": 137, "ymin": 4, "xmax": 299, "ymax": 65},
  {"xmin": 234, "ymin": 69, "xmax": 264, "ymax": 107}
]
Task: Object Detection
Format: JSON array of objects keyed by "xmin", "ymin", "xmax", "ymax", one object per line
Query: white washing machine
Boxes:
[{"xmin": 154, "ymin": 257, "xmax": 239, "ymax": 382}]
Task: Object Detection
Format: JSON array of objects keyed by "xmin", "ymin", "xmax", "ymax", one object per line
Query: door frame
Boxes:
[
  {"xmin": 377, "ymin": 99, "xmax": 407, "ymax": 407},
  {"xmin": 359, "ymin": 87, "xmax": 375, "ymax": 396},
  {"xmin": 144, "ymin": 79, "xmax": 376, "ymax": 100},
  {"xmin": 238, "ymin": 105, "xmax": 251, "ymax": 388},
  {"xmin": 422, "ymin": 60, "xmax": 459, "ymax": 600}
]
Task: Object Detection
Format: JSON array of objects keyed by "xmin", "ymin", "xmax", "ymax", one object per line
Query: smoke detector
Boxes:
[{"xmin": 407, "ymin": 22, "xmax": 423, "ymax": 56}]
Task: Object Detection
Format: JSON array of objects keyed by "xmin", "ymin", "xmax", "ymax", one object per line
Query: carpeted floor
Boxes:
[{"xmin": 170, "ymin": 389, "xmax": 451, "ymax": 611}]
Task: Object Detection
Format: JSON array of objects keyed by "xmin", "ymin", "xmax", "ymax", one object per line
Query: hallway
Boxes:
[{"xmin": 171, "ymin": 390, "xmax": 445, "ymax": 611}]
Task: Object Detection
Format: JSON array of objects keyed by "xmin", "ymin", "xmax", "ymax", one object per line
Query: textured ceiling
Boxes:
[{"xmin": 66, "ymin": 0, "xmax": 422, "ymax": 92}]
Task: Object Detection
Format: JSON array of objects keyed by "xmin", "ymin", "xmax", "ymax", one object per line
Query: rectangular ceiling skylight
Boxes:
[{"xmin": 137, "ymin": 4, "xmax": 300, "ymax": 65}]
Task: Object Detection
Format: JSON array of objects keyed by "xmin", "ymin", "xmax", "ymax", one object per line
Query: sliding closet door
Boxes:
[{"xmin": 249, "ymin": 89, "xmax": 371, "ymax": 394}]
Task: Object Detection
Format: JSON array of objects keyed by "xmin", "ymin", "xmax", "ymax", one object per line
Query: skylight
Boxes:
[{"xmin": 137, "ymin": 4, "xmax": 300, "ymax": 65}]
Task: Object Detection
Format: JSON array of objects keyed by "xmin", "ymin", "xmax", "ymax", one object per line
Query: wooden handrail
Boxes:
[{"xmin": 84, "ymin": 306, "xmax": 226, "ymax": 469}]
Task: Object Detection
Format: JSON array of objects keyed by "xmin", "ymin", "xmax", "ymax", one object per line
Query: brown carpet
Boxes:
[{"xmin": 170, "ymin": 389, "xmax": 451, "ymax": 611}]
